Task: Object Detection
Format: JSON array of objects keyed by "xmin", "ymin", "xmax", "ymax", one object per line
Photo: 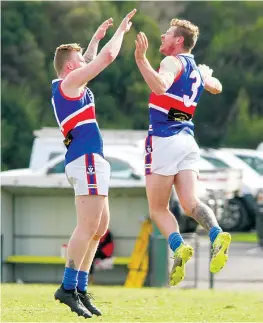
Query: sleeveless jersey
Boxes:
[
  {"xmin": 148, "ymin": 53, "xmax": 205, "ymax": 137},
  {"xmin": 51, "ymin": 79, "xmax": 103, "ymax": 165}
]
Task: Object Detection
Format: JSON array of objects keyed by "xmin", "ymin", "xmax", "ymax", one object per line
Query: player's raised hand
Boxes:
[
  {"xmin": 135, "ymin": 32, "xmax": 148, "ymax": 60},
  {"xmin": 119, "ymin": 9, "xmax": 137, "ymax": 33},
  {"xmin": 94, "ymin": 18, "xmax": 114, "ymax": 40},
  {"xmin": 198, "ymin": 64, "xmax": 213, "ymax": 78}
]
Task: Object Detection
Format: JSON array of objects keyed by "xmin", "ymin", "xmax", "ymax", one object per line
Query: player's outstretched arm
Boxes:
[
  {"xmin": 83, "ymin": 18, "xmax": 113, "ymax": 63},
  {"xmin": 134, "ymin": 32, "xmax": 181, "ymax": 95},
  {"xmin": 63, "ymin": 9, "xmax": 136, "ymax": 89},
  {"xmin": 198, "ymin": 64, "xmax": 222, "ymax": 95}
]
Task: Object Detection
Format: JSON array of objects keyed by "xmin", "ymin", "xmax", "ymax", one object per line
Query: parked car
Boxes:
[
  {"xmin": 220, "ymin": 148, "xmax": 263, "ymax": 179},
  {"xmin": 1, "ymin": 145, "xmax": 217, "ymax": 234},
  {"xmin": 203, "ymin": 149, "xmax": 263, "ymax": 196},
  {"xmin": 200, "ymin": 148, "xmax": 263, "ymax": 231},
  {"xmin": 220, "ymin": 148, "xmax": 263, "ymax": 224},
  {"xmin": 1, "ymin": 148, "xmax": 144, "ymax": 181},
  {"xmin": 257, "ymin": 142, "xmax": 263, "ymax": 152}
]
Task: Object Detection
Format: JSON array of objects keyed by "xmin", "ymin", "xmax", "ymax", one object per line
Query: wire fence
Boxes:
[{"xmin": 168, "ymin": 232, "xmax": 263, "ymax": 290}]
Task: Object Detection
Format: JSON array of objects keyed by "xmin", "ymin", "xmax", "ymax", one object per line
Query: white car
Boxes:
[
  {"xmin": 220, "ymin": 148, "xmax": 263, "ymax": 179},
  {"xmin": 201, "ymin": 148, "xmax": 262, "ymax": 197},
  {"xmin": 257, "ymin": 142, "xmax": 263, "ymax": 152},
  {"xmin": 200, "ymin": 148, "xmax": 263, "ymax": 231},
  {"xmin": 1, "ymin": 147, "xmax": 145, "ymax": 181}
]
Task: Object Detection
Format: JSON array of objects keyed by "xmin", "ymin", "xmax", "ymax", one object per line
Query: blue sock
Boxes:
[
  {"xmin": 77, "ymin": 270, "xmax": 89, "ymax": 292},
  {"xmin": 209, "ymin": 226, "xmax": 223, "ymax": 244},
  {"xmin": 62, "ymin": 267, "xmax": 78, "ymax": 290},
  {"xmin": 168, "ymin": 232, "xmax": 184, "ymax": 252}
]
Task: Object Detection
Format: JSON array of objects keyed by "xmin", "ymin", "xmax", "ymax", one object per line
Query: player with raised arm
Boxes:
[
  {"xmin": 134, "ymin": 18, "xmax": 231, "ymax": 286},
  {"xmin": 52, "ymin": 10, "xmax": 136, "ymax": 318}
]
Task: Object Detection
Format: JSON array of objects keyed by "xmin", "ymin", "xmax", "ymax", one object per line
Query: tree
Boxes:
[
  {"xmin": 1, "ymin": 81, "xmax": 40, "ymax": 170},
  {"xmin": 180, "ymin": 1, "xmax": 263, "ymax": 147},
  {"xmin": 1, "ymin": 1, "xmax": 161, "ymax": 169},
  {"xmin": 223, "ymin": 88, "xmax": 263, "ymax": 148},
  {"xmin": 2, "ymin": 1, "xmax": 263, "ymax": 170}
]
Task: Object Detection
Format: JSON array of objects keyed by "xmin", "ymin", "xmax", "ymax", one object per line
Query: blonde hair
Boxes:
[
  {"xmin": 53, "ymin": 43, "xmax": 83, "ymax": 76},
  {"xmin": 170, "ymin": 19, "xmax": 199, "ymax": 50}
]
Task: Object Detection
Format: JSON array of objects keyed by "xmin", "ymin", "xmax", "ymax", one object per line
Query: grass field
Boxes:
[
  {"xmin": 2, "ymin": 284, "xmax": 263, "ymax": 322},
  {"xmin": 230, "ymin": 232, "xmax": 258, "ymax": 243},
  {"xmin": 201, "ymin": 232, "xmax": 258, "ymax": 243}
]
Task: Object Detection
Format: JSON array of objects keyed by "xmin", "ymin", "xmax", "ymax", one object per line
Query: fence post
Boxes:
[
  {"xmin": 148, "ymin": 223, "xmax": 168, "ymax": 287},
  {"xmin": 194, "ymin": 233, "xmax": 199, "ymax": 288},
  {"xmin": 0, "ymin": 234, "xmax": 3, "ymax": 283},
  {"xmin": 207, "ymin": 191, "xmax": 217, "ymax": 289},
  {"xmin": 209, "ymin": 243, "xmax": 214, "ymax": 289},
  {"xmin": 255, "ymin": 195, "xmax": 263, "ymax": 248}
]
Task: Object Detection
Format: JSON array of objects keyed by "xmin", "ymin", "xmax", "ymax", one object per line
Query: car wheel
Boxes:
[
  {"xmin": 185, "ymin": 217, "xmax": 198, "ymax": 233},
  {"xmin": 170, "ymin": 202, "xmax": 188, "ymax": 233},
  {"xmin": 219, "ymin": 198, "xmax": 250, "ymax": 231},
  {"xmin": 178, "ymin": 216, "xmax": 190, "ymax": 233},
  {"xmin": 170, "ymin": 198, "xmax": 198, "ymax": 233}
]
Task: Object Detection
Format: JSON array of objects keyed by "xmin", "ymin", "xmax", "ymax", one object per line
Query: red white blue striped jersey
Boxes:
[
  {"xmin": 51, "ymin": 79, "xmax": 103, "ymax": 165},
  {"xmin": 148, "ymin": 53, "xmax": 205, "ymax": 137}
]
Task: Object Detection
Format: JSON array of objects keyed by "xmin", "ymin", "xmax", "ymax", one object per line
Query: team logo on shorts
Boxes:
[
  {"xmin": 87, "ymin": 165, "xmax": 95, "ymax": 175},
  {"xmin": 146, "ymin": 145, "xmax": 152, "ymax": 153}
]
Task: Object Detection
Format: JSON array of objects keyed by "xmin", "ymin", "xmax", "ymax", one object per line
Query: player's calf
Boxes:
[{"xmin": 189, "ymin": 202, "xmax": 231, "ymax": 273}]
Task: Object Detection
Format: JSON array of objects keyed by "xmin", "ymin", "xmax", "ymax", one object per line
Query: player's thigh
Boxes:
[
  {"xmin": 174, "ymin": 170, "xmax": 199, "ymax": 214},
  {"xmin": 95, "ymin": 197, "xmax": 110, "ymax": 237},
  {"xmin": 146, "ymin": 173, "xmax": 174, "ymax": 210},
  {"xmin": 75, "ymin": 195, "xmax": 105, "ymax": 232},
  {"xmin": 65, "ymin": 153, "xmax": 111, "ymax": 232}
]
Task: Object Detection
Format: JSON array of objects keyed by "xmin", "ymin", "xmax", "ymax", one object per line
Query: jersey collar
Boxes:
[
  {"xmin": 52, "ymin": 78, "xmax": 63, "ymax": 83},
  {"xmin": 178, "ymin": 53, "xmax": 194, "ymax": 58}
]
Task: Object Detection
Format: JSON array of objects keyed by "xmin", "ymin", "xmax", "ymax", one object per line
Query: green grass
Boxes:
[
  {"xmin": 230, "ymin": 232, "xmax": 258, "ymax": 243},
  {"xmin": 202, "ymin": 232, "xmax": 258, "ymax": 243},
  {"xmin": 1, "ymin": 284, "xmax": 263, "ymax": 322}
]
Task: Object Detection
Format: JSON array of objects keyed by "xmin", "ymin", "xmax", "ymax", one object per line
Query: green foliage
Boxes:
[
  {"xmin": 223, "ymin": 88, "xmax": 263, "ymax": 148},
  {"xmin": 1, "ymin": 1, "xmax": 263, "ymax": 169},
  {"xmin": 1, "ymin": 1, "xmax": 161, "ymax": 169},
  {"xmin": 180, "ymin": 1, "xmax": 263, "ymax": 147},
  {"xmin": 1, "ymin": 81, "xmax": 40, "ymax": 170}
]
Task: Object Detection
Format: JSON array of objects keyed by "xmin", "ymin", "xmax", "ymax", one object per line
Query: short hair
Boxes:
[
  {"xmin": 170, "ymin": 19, "xmax": 199, "ymax": 50},
  {"xmin": 53, "ymin": 43, "xmax": 83, "ymax": 76}
]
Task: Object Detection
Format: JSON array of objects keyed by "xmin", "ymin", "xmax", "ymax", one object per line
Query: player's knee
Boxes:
[
  {"xmin": 180, "ymin": 198, "xmax": 200, "ymax": 217},
  {"xmin": 76, "ymin": 224, "xmax": 98, "ymax": 240},
  {"xmin": 149, "ymin": 206, "xmax": 168, "ymax": 221},
  {"xmin": 93, "ymin": 234, "xmax": 102, "ymax": 241},
  {"xmin": 181, "ymin": 205, "xmax": 192, "ymax": 217},
  {"xmin": 94, "ymin": 226, "xmax": 107, "ymax": 240}
]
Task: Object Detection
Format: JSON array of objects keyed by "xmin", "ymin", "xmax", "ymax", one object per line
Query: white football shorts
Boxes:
[
  {"xmin": 144, "ymin": 130, "xmax": 200, "ymax": 176},
  {"xmin": 65, "ymin": 153, "xmax": 111, "ymax": 196}
]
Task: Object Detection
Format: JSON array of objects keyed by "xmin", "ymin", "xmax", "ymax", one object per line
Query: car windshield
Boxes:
[
  {"xmin": 48, "ymin": 160, "xmax": 65, "ymax": 173},
  {"xmin": 47, "ymin": 157, "xmax": 139, "ymax": 179},
  {"xmin": 236, "ymin": 155, "xmax": 263, "ymax": 175},
  {"xmin": 202, "ymin": 156, "xmax": 229, "ymax": 168},
  {"xmin": 106, "ymin": 157, "xmax": 131, "ymax": 173}
]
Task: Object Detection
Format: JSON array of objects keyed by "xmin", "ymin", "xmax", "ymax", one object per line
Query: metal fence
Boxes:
[{"xmin": 169, "ymin": 232, "xmax": 263, "ymax": 290}]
